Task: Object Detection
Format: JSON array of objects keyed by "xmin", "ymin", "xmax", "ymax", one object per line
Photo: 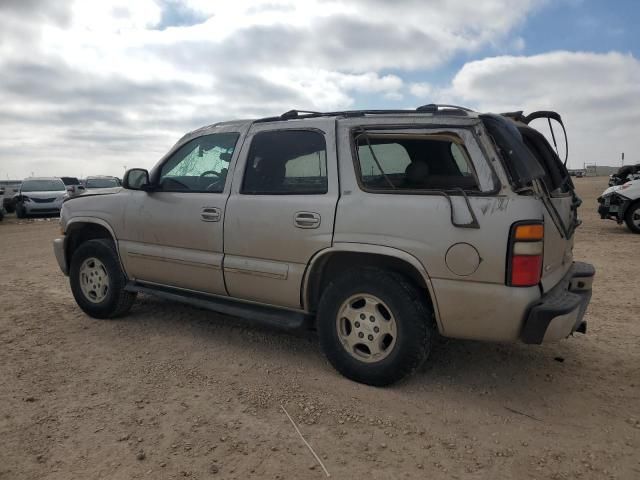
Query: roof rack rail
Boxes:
[
  {"xmin": 254, "ymin": 104, "xmax": 475, "ymax": 123},
  {"xmin": 416, "ymin": 103, "xmax": 475, "ymax": 114}
]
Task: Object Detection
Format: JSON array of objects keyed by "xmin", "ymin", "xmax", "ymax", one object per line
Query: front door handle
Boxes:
[
  {"xmin": 294, "ymin": 211, "xmax": 321, "ymax": 229},
  {"xmin": 201, "ymin": 207, "xmax": 221, "ymax": 222}
]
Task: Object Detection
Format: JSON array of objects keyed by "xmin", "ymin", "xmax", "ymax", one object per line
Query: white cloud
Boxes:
[
  {"xmin": 0, "ymin": 0, "xmax": 561, "ymax": 178},
  {"xmin": 409, "ymin": 82, "xmax": 432, "ymax": 98},
  {"xmin": 445, "ymin": 51, "xmax": 640, "ymax": 168}
]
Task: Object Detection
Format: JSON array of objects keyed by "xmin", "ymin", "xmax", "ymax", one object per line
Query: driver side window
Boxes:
[{"xmin": 158, "ymin": 133, "xmax": 240, "ymax": 192}]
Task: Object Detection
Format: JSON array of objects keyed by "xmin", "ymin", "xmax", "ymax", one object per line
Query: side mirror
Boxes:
[{"xmin": 123, "ymin": 168, "xmax": 151, "ymax": 190}]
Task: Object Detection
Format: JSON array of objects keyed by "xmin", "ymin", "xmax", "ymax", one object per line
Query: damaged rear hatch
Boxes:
[{"xmin": 481, "ymin": 111, "xmax": 581, "ymax": 292}]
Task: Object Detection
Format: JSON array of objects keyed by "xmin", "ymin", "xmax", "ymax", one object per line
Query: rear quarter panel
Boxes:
[{"xmin": 334, "ymin": 117, "xmax": 545, "ymax": 341}]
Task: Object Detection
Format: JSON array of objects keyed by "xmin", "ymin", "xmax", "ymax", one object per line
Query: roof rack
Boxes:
[{"xmin": 254, "ymin": 104, "xmax": 475, "ymax": 123}]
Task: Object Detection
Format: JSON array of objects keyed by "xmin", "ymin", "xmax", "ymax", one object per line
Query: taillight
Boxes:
[{"xmin": 507, "ymin": 222, "xmax": 544, "ymax": 287}]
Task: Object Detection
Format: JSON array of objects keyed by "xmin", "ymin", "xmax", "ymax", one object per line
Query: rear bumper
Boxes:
[{"xmin": 521, "ymin": 261, "xmax": 595, "ymax": 344}]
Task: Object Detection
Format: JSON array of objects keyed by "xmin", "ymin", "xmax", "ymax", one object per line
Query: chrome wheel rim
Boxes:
[
  {"xmin": 79, "ymin": 257, "xmax": 109, "ymax": 303},
  {"xmin": 336, "ymin": 294, "xmax": 397, "ymax": 363}
]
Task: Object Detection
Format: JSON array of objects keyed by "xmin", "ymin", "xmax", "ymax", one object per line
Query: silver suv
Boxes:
[
  {"xmin": 53, "ymin": 105, "xmax": 595, "ymax": 385},
  {"xmin": 16, "ymin": 177, "xmax": 67, "ymax": 217}
]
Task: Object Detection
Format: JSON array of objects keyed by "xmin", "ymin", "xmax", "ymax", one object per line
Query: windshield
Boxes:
[
  {"xmin": 21, "ymin": 179, "xmax": 65, "ymax": 192},
  {"xmin": 85, "ymin": 178, "xmax": 120, "ymax": 188}
]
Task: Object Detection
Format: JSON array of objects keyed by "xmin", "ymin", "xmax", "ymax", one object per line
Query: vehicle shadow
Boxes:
[{"xmin": 125, "ymin": 293, "xmax": 587, "ymax": 402}]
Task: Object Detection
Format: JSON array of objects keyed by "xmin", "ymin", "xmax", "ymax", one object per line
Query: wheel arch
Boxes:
[
  {"xmin": 302, "ymin": 244, "xmax": 442, "ymax": 331},
  {"xmin": 623, "ymin": 197, "xmax": 640, "ymax": 232},
  {"xmin": 64, "ymin": 218, "xmax": 123, "ymax": 273}
]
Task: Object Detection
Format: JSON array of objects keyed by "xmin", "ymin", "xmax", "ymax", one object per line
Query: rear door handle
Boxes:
[
  {"xmin": 201, "ymin": 207, "xmax": 221, "ymax": 222},
  {"xmin": 294, "ymin": 211, "xmax": 321, "ymax": 229}
]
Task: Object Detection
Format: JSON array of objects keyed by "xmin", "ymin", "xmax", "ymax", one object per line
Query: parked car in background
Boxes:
[
  {"xmin": 84, "ymin": 176, "xmax": 121, "ymax": 190},
  {"xmin": 15, "ymin": 177, "xmax": 67, "ymax": 218},
  {"xmin": 0, "ymin": 186, "xmax": 4, "ymax": 221},
  {"xmin": 608, "ymin": 164, "xmax": 640, "ymax": 186},
  {"xmin": 1, "ymin": 183, "xmax": 21, "ymax": 213},
  {"xmin": 61, "ymin": 177, "xmax": 86, "ymax": 197},
  {"xmin": 54, "ymin": 105, "xmax": 594, "ymax": 386},
  {"xmin": 598, "ymin": 179, "xmax": 640, "ymax": 233}
]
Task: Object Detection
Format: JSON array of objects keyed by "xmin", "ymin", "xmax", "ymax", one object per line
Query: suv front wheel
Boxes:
[
  {"xmin": 69, "ymin": 238, "xmax": 136, "ymax": 319},
  {"xmin": 624, "ymin": 201, "xmax": 640, "ymax": 233},
  {"xmin": 317, "ymin": 268, "xmax": 433, "ymax": 386}
]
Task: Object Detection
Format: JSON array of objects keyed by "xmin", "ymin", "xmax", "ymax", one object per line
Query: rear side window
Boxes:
[
  {"xmin": 354, "ymin": 133, "xmax": 478, "ymax": 192},
  {"xmin": 520, "ymin": 128, "xmax": 572, "ymax": 194},
  {"xmin": 242, "ymin": 130, "xmax": 327, "ymax": 194}
]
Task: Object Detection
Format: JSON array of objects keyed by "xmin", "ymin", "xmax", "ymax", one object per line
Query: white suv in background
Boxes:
[{"xmin": 16, "ymin": 177, "xmax": 67, "ymax": 218}]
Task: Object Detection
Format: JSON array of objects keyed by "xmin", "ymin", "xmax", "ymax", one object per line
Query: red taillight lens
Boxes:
[
  {"xmin": 508, "ymin": 222, "xmax": 544, "ymax": 287},
  {"xmin": 510, "ymin": 255, "xmax": 543, "ymax": 287}
]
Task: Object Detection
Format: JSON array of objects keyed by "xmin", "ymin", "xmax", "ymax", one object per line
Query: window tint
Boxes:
[
  {"xmin": 159, "ymin": 133, "xmax": 239, "ymax": 192},
  {"xmin": 242, "ymin": 130, "xmax": 327, "ymax": 194},
  {"xmin": 355, "ymin": 134, "xmax": 478, "ymax": 192}
]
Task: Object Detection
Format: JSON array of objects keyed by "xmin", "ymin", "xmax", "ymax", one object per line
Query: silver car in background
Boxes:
[
  {"xmin": 15, "ymin": 177, "xmax": 67, "ymax": 218},
  {"xmin": 84, "ymin": 176, "xmax": 121, "ymax": 190}
]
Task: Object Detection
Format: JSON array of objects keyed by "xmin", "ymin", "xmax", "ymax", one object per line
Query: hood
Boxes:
[
  {"xmin": 21, "ymin": 190, "xmax": 66, "ymax": 200},
  {"xmin": 64, "ymin": 187, "xmax": 122, "ymax": 203},
  {"xmin": 602, "ymin": 179, "xmax": 640, "ymax": 198}
]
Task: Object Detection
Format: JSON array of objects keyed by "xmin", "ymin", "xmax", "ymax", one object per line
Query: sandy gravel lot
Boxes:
[{"xmin": 1, "ymin": 176, "xmax": 638, "ymax": 479}]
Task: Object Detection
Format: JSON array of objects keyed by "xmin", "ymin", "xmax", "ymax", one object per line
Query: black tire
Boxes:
[
  {"xmin": 317, "ymin": 268, "xmax": 433, "ymax": 386},
  {"xmin": 69, "ymin": 238, "xmax": 136, "ymax": 319},
  {"xmin": 15, "ymin": 202, "xmax": 26, "ymax": 218},
  {"xmin": 624, "ymin": 201, "xmax": 640, "ymax": 234}
]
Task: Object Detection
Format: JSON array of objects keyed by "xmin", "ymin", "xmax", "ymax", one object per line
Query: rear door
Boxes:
[
  {"xmin": 520, "ymin": 112, "xmax": 579, "ymax": 291},
  {"xmin": 223, "ymin": 119, "xmax": 338, "ymax": 309}
]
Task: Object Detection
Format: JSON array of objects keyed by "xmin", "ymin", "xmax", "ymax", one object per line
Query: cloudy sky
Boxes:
[{"xmin": 1, "ymin": 0, "xmax": 639, "ymax": 178}]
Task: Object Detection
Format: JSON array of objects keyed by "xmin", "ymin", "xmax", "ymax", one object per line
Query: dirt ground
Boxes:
[{"xmin": 0, "ymin": 176, "xmax": 638, "ymax": 480}]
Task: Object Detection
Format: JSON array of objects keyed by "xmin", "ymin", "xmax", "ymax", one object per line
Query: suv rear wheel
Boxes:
[
  {"xmin": 317, "ymin": 268, "xmax": 433, "ymax": 386},
  {"xmin": 624, "ymin": 201, "xmax": 640, "ymax": 233},
  {"xmin": 69, "ymin": 238, "xmax": 136, "ymax": 318}
]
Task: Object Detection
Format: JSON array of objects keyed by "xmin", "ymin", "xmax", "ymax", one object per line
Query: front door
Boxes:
[
  {"xmin": 223, "ymin": 120, "xmax": 339, "ymax": 309},
  {"xmin": 119, "ymin": 131, "xmax": 242, "ymax": 295}
]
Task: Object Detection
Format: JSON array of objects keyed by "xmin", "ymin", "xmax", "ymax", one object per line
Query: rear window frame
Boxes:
[{"xmin": 349, "ymin": 127, "xmax": 488, "ymax": 196}]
